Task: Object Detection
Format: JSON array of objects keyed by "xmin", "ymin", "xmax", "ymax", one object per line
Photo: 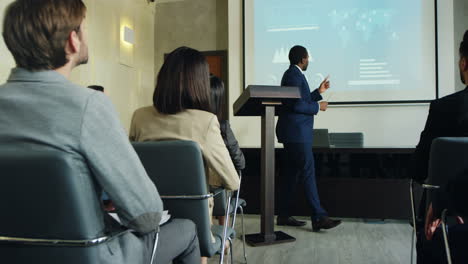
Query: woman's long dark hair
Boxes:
[
  {"xmin": 209, "ymin": 75, "xmax": 226, "ymax": 121},
  {"xmin": 153, "ymin": 46, "xmax": 211, "ymax": 114}
]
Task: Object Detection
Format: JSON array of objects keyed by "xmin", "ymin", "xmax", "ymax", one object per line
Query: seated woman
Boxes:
[
  {"xmin": 209, "ymin": 75, "xmax": 245, "ymax": 172},
  {"xmin": 209, "ymin": 74, "xmax": 245, "ymax": 225},
  {"xmin": 129, "ymin": 46, "xmax": 240, "ymax": 239}
]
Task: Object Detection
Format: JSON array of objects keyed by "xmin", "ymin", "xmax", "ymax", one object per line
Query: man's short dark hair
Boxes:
[
  {"xmin": 289, "ymin": 45, "xmax": 308, "ymax": 65},
  {"xmin": 460, "ymin": 30, "xmax": 468, "ymax": 59},
  {"xmin": 2, "ymin": 0, "xmax": 86, "ymax": 71},
  {"xmin": 153, "ymin": 46, "xmax": 211, "ymax": 114}
]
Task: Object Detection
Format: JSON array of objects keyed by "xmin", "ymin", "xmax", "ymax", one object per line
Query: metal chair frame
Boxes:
[
  {"xmin": 0, "ymin": 229, "xmax": 158, "ymax": 264},
  {"xmin": 161, "ymin": 189, "xmax": 232, "ymax": 264},
  {"xmin": 0, "ymin": 235, "xmax": 111, "ymax": 247}
]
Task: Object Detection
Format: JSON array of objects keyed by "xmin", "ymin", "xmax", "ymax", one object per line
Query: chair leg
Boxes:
[
  {"xmin": 228, "ymin": 237, "xmax": 233, "ymax": 264},
  {"xmin": 409, "ymin": 179, "xmax": 417, "ymax": 264},
  {"xmin": 441, "ymin": 210, "xmax": 452, "ymax": 264},
  {"xmin": 239, "ymin": 206, "xmax": 247, "ymax": 263},
  {"xmin": 411, "ymin": 228, "xmax": 415, "ymax": 264},
  {"xmin": 231, "ymin": 174, "xmax": 242, "ymax": 227},
  {"xmin": 149, "ymin": 232, "xmax": 159, "ymax": 264},
  {"xmin": 220, "ymin": 195, "xmax": 232, "ymax": 264}
]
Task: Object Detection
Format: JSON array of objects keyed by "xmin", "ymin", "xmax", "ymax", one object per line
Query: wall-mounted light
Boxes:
[
  {"xmin": 120, "ymin": 19, "xmax": 134, "ymax": 67},
  {"xmin": 123, "ymin": 26, "xmax": 135, "ymax": 45}
]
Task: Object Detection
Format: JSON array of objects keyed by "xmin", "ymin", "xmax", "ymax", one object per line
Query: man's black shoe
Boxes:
[
  {"xmin": 311, "ymin": 216, "xmax": 342, "ymax": 232},
  {"xmin": 277, "ymin": 216, "xmax": 307, "ymax": 226}
]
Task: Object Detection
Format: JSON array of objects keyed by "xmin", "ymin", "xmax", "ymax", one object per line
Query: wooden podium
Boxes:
[{"xmin": 233, "ymin": 85, "xmax": 300, "ymax": 246}]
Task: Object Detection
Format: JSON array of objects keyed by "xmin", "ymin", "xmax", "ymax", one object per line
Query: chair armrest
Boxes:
[
  {"xmin": 422, "ymin": 184, "xmax": 440, "ymax": 189},
  {"xmin": 0, "ymin": 229, "xmax": 130, "ymax": 247},
  {"xmin": 210, "ymin": 187, "xmax": 225, "ymax": 197},
  {"xmin": 161, "ymin": 193, "xmax": 216, "ymax": 200}
]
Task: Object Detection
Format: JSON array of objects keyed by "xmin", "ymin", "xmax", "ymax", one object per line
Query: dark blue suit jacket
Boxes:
[{"xmin": 276, "ymin": 65, "xmax": 322, "ymax": 143}]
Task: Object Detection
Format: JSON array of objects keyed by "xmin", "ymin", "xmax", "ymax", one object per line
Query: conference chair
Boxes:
[
  {"xmin": 132, "ymin": 140, "xmax": 237, "ymax": 264},
  {"xmin": 439, "ymin": 140, "xmax": 468, "ymax": 264},
  {"xmin": 440, "ymin": 209, "xmax": 468, "ymax": 264},
  {"xmin": 409, "ymin": 137, "xmax": 468, "ymax": 264},
  {"xmin": 0, "ymin": 148, "xmax": 156, "ymax": 264}
]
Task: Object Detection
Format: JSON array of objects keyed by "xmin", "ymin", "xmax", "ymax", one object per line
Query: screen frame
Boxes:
[{"xmin": 242, "ymin": 0, "xmax": 440, "ymax": 105}]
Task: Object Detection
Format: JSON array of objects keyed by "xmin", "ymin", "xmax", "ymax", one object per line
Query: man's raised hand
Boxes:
[{"xmin": 319, "ymin": 75, "xmax": 330, "ymax": 94}]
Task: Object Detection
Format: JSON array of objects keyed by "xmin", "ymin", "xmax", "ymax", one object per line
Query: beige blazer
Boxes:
[{"xmin": 129, "ymin": 106, "xmax": 240, "ymax": 191}]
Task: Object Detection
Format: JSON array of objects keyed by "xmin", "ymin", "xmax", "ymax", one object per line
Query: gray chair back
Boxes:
[
  {"xmin": 0, "ymin": 147, "xmax": 107, "ymax": 264},
  {"xmin": 329, "ymin": 132, "xmax": 364, "ymax": 148},
  {"xmin": 132, "ymin": 140, "xmax": 220, "ymax": 257},
  {"xmin": 313, "ymin": 129, "xmax": 330, "ymax": 148},
  {"xmin": 426, "ymin": 137, "xmax": 468, "ymax": 264},
  {"xmin": 427, "ymin": 137, "xmax": 468, "ymax": 213}
]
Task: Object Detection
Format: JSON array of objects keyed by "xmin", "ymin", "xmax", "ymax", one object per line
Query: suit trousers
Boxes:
[
  {"xmin": 143, "ymin": 218, "xmax": 201, "ymax": 264},
  {"xmin": 279, "ymin": 142, "xmax": 327, "ymax": 220}
]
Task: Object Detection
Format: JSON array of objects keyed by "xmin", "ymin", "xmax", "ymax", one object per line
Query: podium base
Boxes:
[{"xmin": 245, "ymin": 231, "xmax": 296, "ymax": 247}]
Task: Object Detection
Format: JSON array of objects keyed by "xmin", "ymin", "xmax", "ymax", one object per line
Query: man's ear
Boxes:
[
  {"xmin": 462, "ymin": 57, "xmax": 468, "ymax": 71},
  {"xmin": 65, "ymin": 30, "xmax": 81, "ymax": 56}
]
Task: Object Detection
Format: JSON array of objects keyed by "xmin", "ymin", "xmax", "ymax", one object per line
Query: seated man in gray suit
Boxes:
[{"xmin": 0, "ymin": 1, "xmax": 200, "ymax": 263}]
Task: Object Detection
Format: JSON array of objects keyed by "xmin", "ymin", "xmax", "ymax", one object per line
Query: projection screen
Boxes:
[{"xmin": 243, "ymin": 0, "xmax": 438, "ymax": 104}]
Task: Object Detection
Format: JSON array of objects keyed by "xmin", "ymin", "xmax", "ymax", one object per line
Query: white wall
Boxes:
[
  {"xmin": 228, "ymin": 0, "xmax": 462, "ymax": 148},
  {"xmin": 153, "ymin": 0, "xmax": 228, "ymax": 77},
  {"xmin": 71, "ymin": 0, "xmax": 156, "ymax": 132},
  {"xmin": 0, "ymin": 1, "xmax": 16, "ymax": 83},
  {"xmin": 0, "ymin": 0, "xmax": 156, "ymax": 132}
]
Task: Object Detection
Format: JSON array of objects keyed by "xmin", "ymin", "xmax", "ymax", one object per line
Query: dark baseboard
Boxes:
[{"xmin": 239, "ymin": 148, "xmax": 418, "ymax": 220}]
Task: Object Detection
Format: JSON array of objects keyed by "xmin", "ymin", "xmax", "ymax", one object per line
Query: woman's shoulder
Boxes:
[
  {"xmin": 185, "ymin": 109, "xmax": 217, "ymax": 121},
  {"xmin": 134, "ymin": 105, "xmax": 156, "ymax": 115},
  {"xmin": 133, "ymin": 107, "xmax": 217, "ymax": 126},
  {"xmin": 131, "ymin": 105, "xmax": 156, "ymax": 121}
]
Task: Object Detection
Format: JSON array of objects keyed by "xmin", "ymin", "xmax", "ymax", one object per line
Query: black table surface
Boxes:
[
  {"xmin": 313, "ymin": 146, "xmax": 415, "ymax": 154},
  {"xmin": 243, "ymin": 146, "xmax": 415, "ymax": 153}
]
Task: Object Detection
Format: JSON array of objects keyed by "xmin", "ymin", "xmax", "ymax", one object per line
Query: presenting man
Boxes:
[
  {"xmin": 0, "ymin": 1, "xmax": 200, "ymax": 263},
  {"xmin": 276, "ymin": 45, "xmax": 341, "ymax": 232},
  {"xmin": 414, "ymin": 30, "xmax": 468, "ymax": 263}
]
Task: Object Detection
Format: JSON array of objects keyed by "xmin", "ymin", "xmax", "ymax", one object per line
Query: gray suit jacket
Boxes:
[{"xmin": 0, "ymin": 68, "xmax": 163, "ymax": 264}]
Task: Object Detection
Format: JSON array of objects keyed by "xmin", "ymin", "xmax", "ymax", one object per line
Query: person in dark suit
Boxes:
[
  {"xmin": 276, "ymin": 45, "xmax": 341, "ymax": 231},
  {"xmin": 413, "ymin": 30, "xmax": 468, "ymax": 183},
  {"xmin": 414, "ymin": 29, "xmax": 468, "ymax": 263}
]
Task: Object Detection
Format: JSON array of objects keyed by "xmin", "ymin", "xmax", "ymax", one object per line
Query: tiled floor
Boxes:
[{"xmin": 208, "ymin": 215, "xmax": 414, "ymax": 264}]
